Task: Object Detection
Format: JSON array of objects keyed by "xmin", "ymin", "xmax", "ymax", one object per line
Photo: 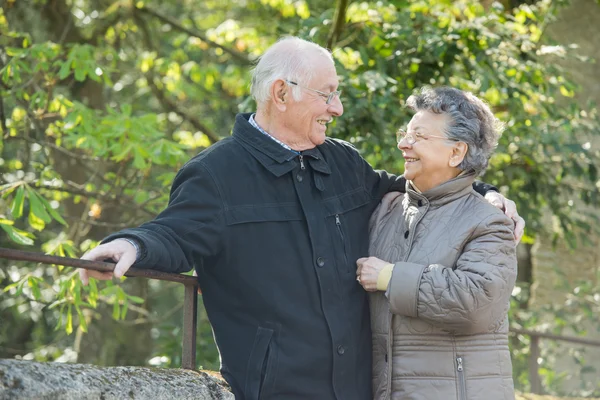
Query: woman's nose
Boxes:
[{"xmin": 397, "ymin": 137, "xmax": 411, "ymax": 150}]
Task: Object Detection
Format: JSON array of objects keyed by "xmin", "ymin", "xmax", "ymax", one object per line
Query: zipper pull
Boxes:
[
  {"xmin": 335, "ymin": 214, "xmax": 341, "ymax": 225},
  {"xmin": 299, "ymin": 154, "xmax": 305, "ymax": 170},
  {"xmin": 456, "ymin": 357, "xmax": 463, "ymax": 372}
]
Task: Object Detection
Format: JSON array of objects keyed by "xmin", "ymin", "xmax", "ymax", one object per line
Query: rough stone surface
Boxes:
[{"xmin": 0, "ymin": 359, "xmax": 233, "ymax": 400}]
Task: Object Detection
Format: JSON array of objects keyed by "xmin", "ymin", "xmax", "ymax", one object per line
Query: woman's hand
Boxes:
[{"xmin": 356, "ymin": 257, "xmax": 391, "ymax": 292}]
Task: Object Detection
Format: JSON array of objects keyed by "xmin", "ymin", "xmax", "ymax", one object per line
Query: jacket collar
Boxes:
[
  {"xmin": 406, "ymin": 171, "xmax": 477, "ymax": 207},
  {"xmin": 232, "ymin": 113, "xmax": 331, "ymax": 177}
]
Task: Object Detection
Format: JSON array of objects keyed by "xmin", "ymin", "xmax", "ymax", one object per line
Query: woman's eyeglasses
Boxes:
[{"xmin": 396, "ymin": 129, "xmax": 458, "ymax": 145}]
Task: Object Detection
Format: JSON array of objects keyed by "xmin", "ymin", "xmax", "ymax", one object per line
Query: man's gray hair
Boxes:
[
  {"xmin": 406, "ymin": 86, "xmax": 503, "ymax": 175},
  {"xmin": 250, "ymin": 37, "xmax": 333, "ymax": 106}
]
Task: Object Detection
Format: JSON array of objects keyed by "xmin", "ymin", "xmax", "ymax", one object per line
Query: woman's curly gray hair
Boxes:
[{"xmin": 406, "ymin": 86, "xmax": 503, "ymax": 175}]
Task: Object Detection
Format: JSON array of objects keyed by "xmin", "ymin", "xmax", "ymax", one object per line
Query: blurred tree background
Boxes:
[{"xmin": 1, "ymin": 0, "xmax": 599, "ymax": 396}]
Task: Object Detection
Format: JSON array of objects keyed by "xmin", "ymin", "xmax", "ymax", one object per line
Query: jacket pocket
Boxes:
[
  {"xmin": 323, "ymin": 189, "xmax": 371, "ymax": 273},
  {"xmin": 244, "ymin": 326, "xmax": 278, "ymax": 400},
  {"xmin": 456, "ymin": 355, "xmax": 467, "ymax": 400},
  {"xmin": 322, "ymin": 188, "xmax": 371, "ymax": 217},
  {"xmin": 225, "ymin": 203, "xmax": 304, "ymax": 225}
]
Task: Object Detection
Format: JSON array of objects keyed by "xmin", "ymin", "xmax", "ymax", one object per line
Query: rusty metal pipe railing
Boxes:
[
  {"xmin": 509, "ymin": 327, "xmax": 600, "ymax": 394},
  {"xmin": 509, "ymin": 327, "xmax": 600, "ymax": 347},
  {"xmin": 0, "ymin": 247, "xmax": 198, "ymax": 370},
  {"xmin": 4, "ymin": 247, "xmax": 600, "ymax": 382}
]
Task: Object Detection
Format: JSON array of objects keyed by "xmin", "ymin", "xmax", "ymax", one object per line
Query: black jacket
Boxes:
[{"xmin": 106, "ymin": 113, "xmax": 493, "ymax": 399}]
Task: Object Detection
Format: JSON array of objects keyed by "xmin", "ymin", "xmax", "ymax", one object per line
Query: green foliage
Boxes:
[
  {"xmin": 0, "ymin": 0, "xmax": 599, "ymax": 388},
  {"xmin": 510, "ymin": 277, "xmax": 600, "ymax": 397}
]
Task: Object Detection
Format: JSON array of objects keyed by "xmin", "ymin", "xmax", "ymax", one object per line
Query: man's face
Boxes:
[{"xmin": 283, "ymin": 56, "xmax": 343, "ymax": 149}]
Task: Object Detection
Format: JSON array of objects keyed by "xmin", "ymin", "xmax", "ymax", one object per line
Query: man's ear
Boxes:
[
  {"xmin": 449, "ymin": 141, "xmax": 468, "ymax": 167},
  {"xmin": 271, "ymin": 79, "xmax": 288, "ymax": 111}
]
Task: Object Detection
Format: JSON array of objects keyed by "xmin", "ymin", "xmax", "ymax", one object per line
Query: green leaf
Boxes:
[
  {"xmin": 28, "ymin": 277, "xmax": 41, "ymax": 300},
  {"xmin": 112, "ymin": 300, "xmax": 120, "ymax": 320},
  {"xmin": 559, "ymin": 85, "xmax": 574, "ymax": 98},
  {"xmin": 1, "ymin": 224, "xmax": 34, "ymax": 246},
  {"xmin": 1, "ymin": 183, "xmax": 18, "ymax": 198},
  {"xmin": 88, "ymin": 278, "xmax": 98, "ymax": 308},
  {"xmin": 120, "ymin": 300, "xmax": 128, "ymax": 319},
  {"xmin": 127, "ymin": 295, "xmax": 145, "ymax": 304},
  {"xmin": 48, "ymin": 299, "xmax": 66, "ymax": 310},
  {"xmin": 36, "ymin": 194, "xmax": 67, "ymax": 226},
  {"xmin": 28, "ymin": 210, "xmax": 46, "ymax": 231},
  {"xmin": 26, "ymin": 188, "xmax": 52, "ymax": 223},
  {"xmin": 55, "ymin": 306, "xmax": 64, "ymax": 331},
  {"xmin": 1, "ymin": 64, "xmax": 11, "ymax": 83},
  {"xmin": 66, "ymin": 307, "xmax": 73, "ymax": 334},
  {"xmin": 58, "ymin": 60, "xmax": 71, "ymax": 80},
  {"xmin": 3, "ymin": 281, "xmax": 21, "ymax": 293},
  {"xmin": 76, "ymin": 305, "xmax": 88, "ymax": 333},
  {"xmin": 10, "ymin": 186, "xmax": 25, "ymax": 218},
  {"xmin": 6, "ymin": 47, "xmax": 25, "ymax": 57}
]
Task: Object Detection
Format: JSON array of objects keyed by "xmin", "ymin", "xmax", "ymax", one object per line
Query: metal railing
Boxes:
[
  {"xmin": 509, "ymin": 327, "xmax": 600, "ymax": 394},
  {"xmin": 2, "ymin": 247, "xmax": 600, "ymax": 389},
  {"xmin": 0, "ymin": 247, "xmax": 198, "ymax": 370}
]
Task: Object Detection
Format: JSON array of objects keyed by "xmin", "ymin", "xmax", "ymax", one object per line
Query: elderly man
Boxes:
[{"xmin": 80, "ymin": 37, "xmax": 523, "ymax": 400}]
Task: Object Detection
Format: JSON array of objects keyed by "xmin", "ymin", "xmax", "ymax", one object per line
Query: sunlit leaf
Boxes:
[
  {"xmin": 66, "ymin": 307, "xmax": 73, "ymax": 335},
  {"xmin": 26, "ymin": 188, "xmax": 51, "ymax": 223},
  {"xmin": 11, "ymin": 186, "xmax": 25, "ymax": 218}
]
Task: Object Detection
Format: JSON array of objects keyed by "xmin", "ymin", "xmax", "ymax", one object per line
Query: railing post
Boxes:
[
  {"xmin": 529, "ymin": 335, "xmax": 542, "ymax": 394},
  {"xmin": 181, "ymin": 283, "xmax": 198, "ymax": 370},
  {"xmin": 181, "ymin": 285, "xmax": 198, "ymax": 369}
]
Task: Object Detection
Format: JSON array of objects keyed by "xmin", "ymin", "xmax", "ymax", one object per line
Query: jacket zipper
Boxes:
[
  {"xmin": 385, "ymin": 313, "xmax": 393, "ymax": 398},
  {"xmin": 335, "ymin": 214, "xmax": 349, "ymax": 272},
  {"xmin": 299, "ymin": 154, "xmax": 305, "ymax": 170},
  {"xmin": 456, "ymin": 356, "xmax": 467, "ymax": 400}
]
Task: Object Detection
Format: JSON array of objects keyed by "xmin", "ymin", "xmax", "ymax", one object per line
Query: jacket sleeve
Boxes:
[
  {"xmin": 387, "ymin": 212, "xmax": 517, "ymax": 334},
  {"xmin": 359, "ymin": 155, "xmax": 406, "ymax": 198},
  {"xmin": 472, "ymin": 181, "xmax": 497, "ymax": 195},
  {"xmin": 102, "ymin": 159, "xmax": 225, "ymax": 274}
]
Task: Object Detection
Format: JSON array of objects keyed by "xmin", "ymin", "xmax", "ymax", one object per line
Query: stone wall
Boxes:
[{"xmin": 0, "ymin": 359, "xmax": 233, "ymax": 400}]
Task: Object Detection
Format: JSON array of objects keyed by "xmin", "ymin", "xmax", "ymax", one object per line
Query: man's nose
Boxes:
[{"xmin": 328, "ymin": 95, "xmax": 343, "ymax": 117}]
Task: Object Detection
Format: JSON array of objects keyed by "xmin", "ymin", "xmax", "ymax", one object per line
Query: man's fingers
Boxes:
[
  {"xmin": 79, "ymin": 239, "xmax": 138, "ymax": 283},
  {"xmin": 80, "ymin": 268, "xmax": 114, "ymax": 285},
  {"xmin": 484, "ymin": 192, "xmax": 504, "ymax": 210},
  {"xmin": 514, "ymin": 216, "xmax": 526, "ymax": 243},
  {"xmin": 503, "ymin": 199, "xmax": 517, "ymax": 219},
  {"xmin": 114, "ymin": 252, "xmax": 136, "ymax": 279},
  {"xmin": 81, "ymin": 246, "xmax": 114, "ymax": 262},
  {"xmin": 79, "ymin": 268, "xmax": 89, "ymax": 286}
]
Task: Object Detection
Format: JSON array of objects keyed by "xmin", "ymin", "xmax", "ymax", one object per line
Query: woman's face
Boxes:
[{"xmin": 398, "ymin": 110, "xmax": 464, "ymax": 192}]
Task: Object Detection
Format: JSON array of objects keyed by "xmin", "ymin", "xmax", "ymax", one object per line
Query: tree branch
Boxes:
[
  {"xmin": 0, "ymin": 93, "xmax": 6, "ymax": 135},
  {"xmin": 146, "ymin": 73, "xmax": 220, "ymax": 144},
  {"xmin": 35, "ymin": 182, "xmax": 157, "ymax": 217},
  {"xmin": 137, "ymin": 5, "xmax": 252, "ymax": 65},
  {"xmin": 326, "ymin": 0, "xmax": 350, "ymax": 49}
]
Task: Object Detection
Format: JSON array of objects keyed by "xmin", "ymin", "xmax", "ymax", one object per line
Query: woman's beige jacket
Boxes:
[{"xmin": 369, "ymin": 172, "xmax": 517, "ymax": 400}]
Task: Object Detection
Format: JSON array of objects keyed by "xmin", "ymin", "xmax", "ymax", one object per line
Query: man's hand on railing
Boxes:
[{"xmin": 79, "ymin": 239, "xmax": 137, "ymax": 285}]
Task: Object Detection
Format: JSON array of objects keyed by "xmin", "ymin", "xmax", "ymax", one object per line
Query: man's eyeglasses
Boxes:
[
  {"xmin": 285, "ymin": 80, "xmax": 342, "ymax": 105},
  {"xmin": 396, "ymin": 129, "xmax": 459, "ymax": 145}
]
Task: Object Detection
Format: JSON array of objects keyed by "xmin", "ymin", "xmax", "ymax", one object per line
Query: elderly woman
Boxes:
[{"xmin": 356, "ymin": 86, "xmax": 518, "ymax": 400}]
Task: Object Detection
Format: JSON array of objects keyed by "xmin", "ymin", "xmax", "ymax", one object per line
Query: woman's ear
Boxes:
[
  {"xmin": 271, "ymin": 79, "xmax": 288, "ymax": 111},
  {"xmin": 449, "ymin": 142, "xmax": 468, "ymax": 167}
]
